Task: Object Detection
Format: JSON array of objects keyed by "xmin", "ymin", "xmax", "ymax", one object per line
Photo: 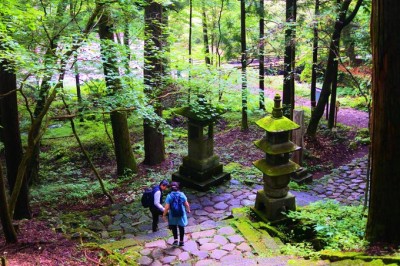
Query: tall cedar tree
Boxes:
[
  {"xmin": 188, "ymin": 0, "xmax": 193, "ymax": 103},
  {"xmin": 307, "ymin": 0, "xmax": 363, "ymax": 136},
  {"xmin": 259, "ymin": 0, "xmax": 265, "ymax": 110},
  {"xmin": 240, "ymin": 0, "xmax": 249, "ymax": 131},
  {"xmin": 202, "ymin": 2, "xmax": 211, "ymax": 66},
  {"xmin": 283, "ymin": 0, "xmax": 296, "ymax": 119},
  {"xmin": 0, "ymin": 61, "xmax": 31, "ymax": 219},
  {"xmin": 366, "ymin": 0, "xmax": 400, "ymax": 245},
  {"xmin": 143, "ymin": 0, "xmax": 166, "ymax": 165},
  {"xmin": 98, "ymin": 7, "xmax": 138, "ymax": 175},
  {"xmin": 310, "ymin": 0, "xmax": 320, "ymax": 109}
]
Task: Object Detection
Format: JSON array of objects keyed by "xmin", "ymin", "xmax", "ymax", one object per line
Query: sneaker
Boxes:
[
  {"xmin": 179, "ymin": 241, "xmax": 184, "ymax": 246},
  {"xmin": 172, "ymin": 240, "xmax": 178, "ymax": 246}
]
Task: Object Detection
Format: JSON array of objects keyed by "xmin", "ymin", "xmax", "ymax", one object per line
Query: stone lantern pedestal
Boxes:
[
  {"xmin": 252, "ymin": 94, "xmax": 301, "ymax": 222},
  {"xmin": 172, "ymin": 103, "xmax": 230, "ymax": 191}
]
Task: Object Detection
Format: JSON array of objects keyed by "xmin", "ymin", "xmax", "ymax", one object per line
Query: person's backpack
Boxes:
[
  {"xmin": 141, "ymin": 186, "xmax": 159, "ymax": 208},
  {"xmin": 170, "ymin": 193, "xmax": 184, "ymax": 217}
]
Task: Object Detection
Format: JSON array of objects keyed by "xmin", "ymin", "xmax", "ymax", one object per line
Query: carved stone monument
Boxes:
[
  {"xmin": 252, "ymin": 94, "xmax": 301, "ymax": 222},
  {"xmin": 172, "ymin": 100, "xmax": 230, "ymax": 191}
]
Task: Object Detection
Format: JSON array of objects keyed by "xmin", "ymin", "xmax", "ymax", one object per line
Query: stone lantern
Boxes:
[
  {"xmin": 172, "ymin": 99, "xmax": 230, "ymax": 191},
  {"xmin": 253, "ymin": 94, "xmax": 301, "ymax": 222}
]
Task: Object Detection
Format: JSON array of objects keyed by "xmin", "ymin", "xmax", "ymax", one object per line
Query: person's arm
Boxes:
[
  {"xmin": 184, "ymin": 201, "xmax": 191, "ymax": 213},
  {"xmin": 162, "ymin": 204, "xmax": 170, "ymax": 222},
  {"xmin": 153, "ymin": 190, "xmax": 164, "ymax": 212}
]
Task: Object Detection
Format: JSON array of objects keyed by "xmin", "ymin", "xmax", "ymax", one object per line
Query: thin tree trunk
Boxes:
[
  {"xmin": 328, "ymin": 56, "xmax": 339, "ymax": 128},
  {"xmin": 98, "ymin": 7, "xmax": 137, "ymax": 175},
  {"xmin": 216, "ymin": 0, "xmax": 224, "ymax": 68},
  {"xmin": 310, "ymin": 0, "xmax": 320, "ymax": 109},
  {"xmin": 259, "ymin": 0, "xmax": 265, "ymax": 110},
  {"xmin": 143, "ymin": 0, "xmax": 166, "ymax": 165},
  {"xmin": 307, "ymin": 0, "xmax": 363, "ymax": 136},
  {"xmin": 366, "ymin": 0, "xmax": 400, "ymax": 245},
  {"xmin": 60, "ymin": 96, "xmax": 114, "ymax": 203},
  {"xmin": 29, "ymin": 0, "xmax": 69, "ymax": 185},
  {"xmin": 202, "ymin": 3, "xmax": 211, "ymax": 66},
  {"xmin": 283, "ymin": 0, "xmax": 296, "ymax": 119},
  {"xmin": 0, "ymin": 161, "xmax": 17, "ymax": 243},
  {"xmin": 240, "ymin": 0, "xmax": 248, "ymax": 131},
  {"xmin": 0, "ymin": 61, "xmax": 31, "ymax": 220},
  {"xmin": 188, "ymin": 0, "xmax": 193, "ymax": 103},
  {"xmin": 124, "ymin": 23, "xmax": 131, "ymax": 75}
]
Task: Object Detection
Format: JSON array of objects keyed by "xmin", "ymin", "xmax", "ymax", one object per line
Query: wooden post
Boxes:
[{"xmin": 291, "ymin": 109, "xmax": 304, "ymax": 165}]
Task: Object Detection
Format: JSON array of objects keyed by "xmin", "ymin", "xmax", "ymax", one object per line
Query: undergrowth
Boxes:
[{"xmin": 285, "ymin": 200, "xmax": 368, "ymax": 251}]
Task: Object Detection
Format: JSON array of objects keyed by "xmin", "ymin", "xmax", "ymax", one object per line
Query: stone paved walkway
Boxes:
[{"xmin": 93, "ymin": 155, "xmax": 369, "ymax": 265}]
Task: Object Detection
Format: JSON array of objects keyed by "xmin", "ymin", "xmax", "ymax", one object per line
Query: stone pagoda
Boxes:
[
  {"xmin": 172, "ymin": 99, "xmax": 230, "ymax": 191},
  {"xmin": 252, "ymin": 94, "xmax": 301, "ymax": 222}
]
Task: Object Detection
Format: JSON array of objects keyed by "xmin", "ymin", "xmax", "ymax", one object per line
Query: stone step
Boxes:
[{"xmin": 232, "ymin": 219, "xmax": 283, "ymax": 257}]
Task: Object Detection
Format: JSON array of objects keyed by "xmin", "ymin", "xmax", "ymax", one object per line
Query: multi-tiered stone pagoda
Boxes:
[{"xmin": 253, "ymin": 94, "xmax": 301, "ymax": 222}]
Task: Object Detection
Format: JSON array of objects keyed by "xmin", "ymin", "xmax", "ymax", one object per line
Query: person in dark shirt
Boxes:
[{"xmin": 150, "ymin": 179, "xmax": 169, "ymax": 232}]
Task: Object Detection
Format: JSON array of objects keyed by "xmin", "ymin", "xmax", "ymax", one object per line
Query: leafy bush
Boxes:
[
  {"xmin": 286, "ymin": 200, "xmax": 368, "ymax": 250},
  {"xmin": 31, "ymin": 178, "xmax": 118, "ymax": 205}
]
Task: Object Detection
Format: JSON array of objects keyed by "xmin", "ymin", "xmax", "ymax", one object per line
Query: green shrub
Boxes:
[{"xmin": 286, "ymin": 200, "xmax": 368, "ymax": 251}]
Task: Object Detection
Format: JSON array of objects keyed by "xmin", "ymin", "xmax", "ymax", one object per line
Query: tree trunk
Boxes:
[
  {"xmin": 328, "ymin": 58, "xmax": 339, "ymax": 128},
  {"xmin": 0, "ymin": 61, "xmax": 31, "ymax": 220},
  {"xmin": 259, "ymin": 0, "xmax": 265, "ymax": 110},
  {"xmin": 29, "ymin": 0, "xmax": 69, "ymax": 184},
  {"xmin": 310, "ymin": 0, "xmax": 320, "ymax": 109},
  {"xmin": 306, "ymin": 0, "xmax": 363, "ymax": 136},
  {"xmin": 143, "ymin": 0, "xmax": 166, "ymax": 165},
  {"xmin": 188, "ymin": 0, "xmax": 193, "ymax": 103},
  {"xmin": 283, "ymin": 0, "xmax": 296, "ymax": 119},
  {"xmin": 98, "ymin": 7, "xmax": 137, "ymax": 175},
  {"xmin": 366, "ymin": 0, "xmax": 400, "ymax": 245},
  {"xmin": 202, "ymin": 3, "xmax": 211, "ymax": 66},
  {"xmin": 240, "ymin": 0, "xmax": 248, "ymax": 131},
  {"xmin": 124, "ymin": 23, "xmax": 131, "ymax": 75},
  {"xmin": 0, "ymin": 161, "xmax": 17, "ymax": 243}
]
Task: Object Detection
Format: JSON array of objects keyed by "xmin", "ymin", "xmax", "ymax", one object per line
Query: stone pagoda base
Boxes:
[
  {"xmin": 252, "ymin": 190, "xmax": 296, "ymax": 223},
  {"xmin": 172, "ymin": 155, "xmax": 230, "ymax": 191},
  {"xmin": 172, "ymin": 168, "xmax": 230, "ymax": 191}
]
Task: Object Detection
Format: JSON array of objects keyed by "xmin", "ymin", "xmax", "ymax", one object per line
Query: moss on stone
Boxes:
[
  {"xmin": 231, "ymin": 207, "xmax": 249, "ymax": 219},
  {"xmin": 319, "ymin": 250, "xmax": 400, "ymax": 265},
  {"xmin": 255, "ymin": 116, "xmax": 300, "ymax": 133},
  {"xmin": 254, "ymin": 139, "xmax": 301, "ymax": 155},
  {"xmin": 232, "ymin": 219, "xmax": 280, "ymax": 257},
  {"xmin": 100, "ymin": 238, "xmax": 140, "ymax": 251},
  {"xmin": 253, "ymin": 159, "xmax": 300, "ymax": 176},
  {"xmin": 329, "ymin": 259, "xmax": 391, "ymax": 265},
  {"xmin": 319, "ymin": 250, "xmax": 361, "ymax": 260}
]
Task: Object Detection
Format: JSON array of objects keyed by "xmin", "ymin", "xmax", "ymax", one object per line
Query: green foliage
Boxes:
[
  {"xmin": 349, "ymin": 128, "xmax": 370, "ymax": 149},
  {"xmin": 31, "ymin": 178, "xmax": 118, "ymax": 205},
  {"xmin": 289, "ymin": 181, "xmax": 309, "ymax": 192},
  {"xmin": 286, "ymin": 200, "xmax": 368, "ymax": 251},
  {"xmin": 281, "ymin": 242, "xmax": 321, "ymax": 260}
]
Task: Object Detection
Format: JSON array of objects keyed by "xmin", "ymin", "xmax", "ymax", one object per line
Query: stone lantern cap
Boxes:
[
  {"xmin": 174, "ymin": 100, "xmax": 226, "ymax": 123},
  {"xmin": 255, "ymin": 94, "xmax": 300, "ymax": 133}
]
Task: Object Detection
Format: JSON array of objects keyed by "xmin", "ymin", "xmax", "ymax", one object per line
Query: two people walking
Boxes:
[{"xmin": 147, "ymin": 180, "xmax": 190, "ymax": 246}]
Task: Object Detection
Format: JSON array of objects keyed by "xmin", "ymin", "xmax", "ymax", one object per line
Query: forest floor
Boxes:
[{"xmin": 0, "ymin": 84, "xmax": 370, "ymax": 265}]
